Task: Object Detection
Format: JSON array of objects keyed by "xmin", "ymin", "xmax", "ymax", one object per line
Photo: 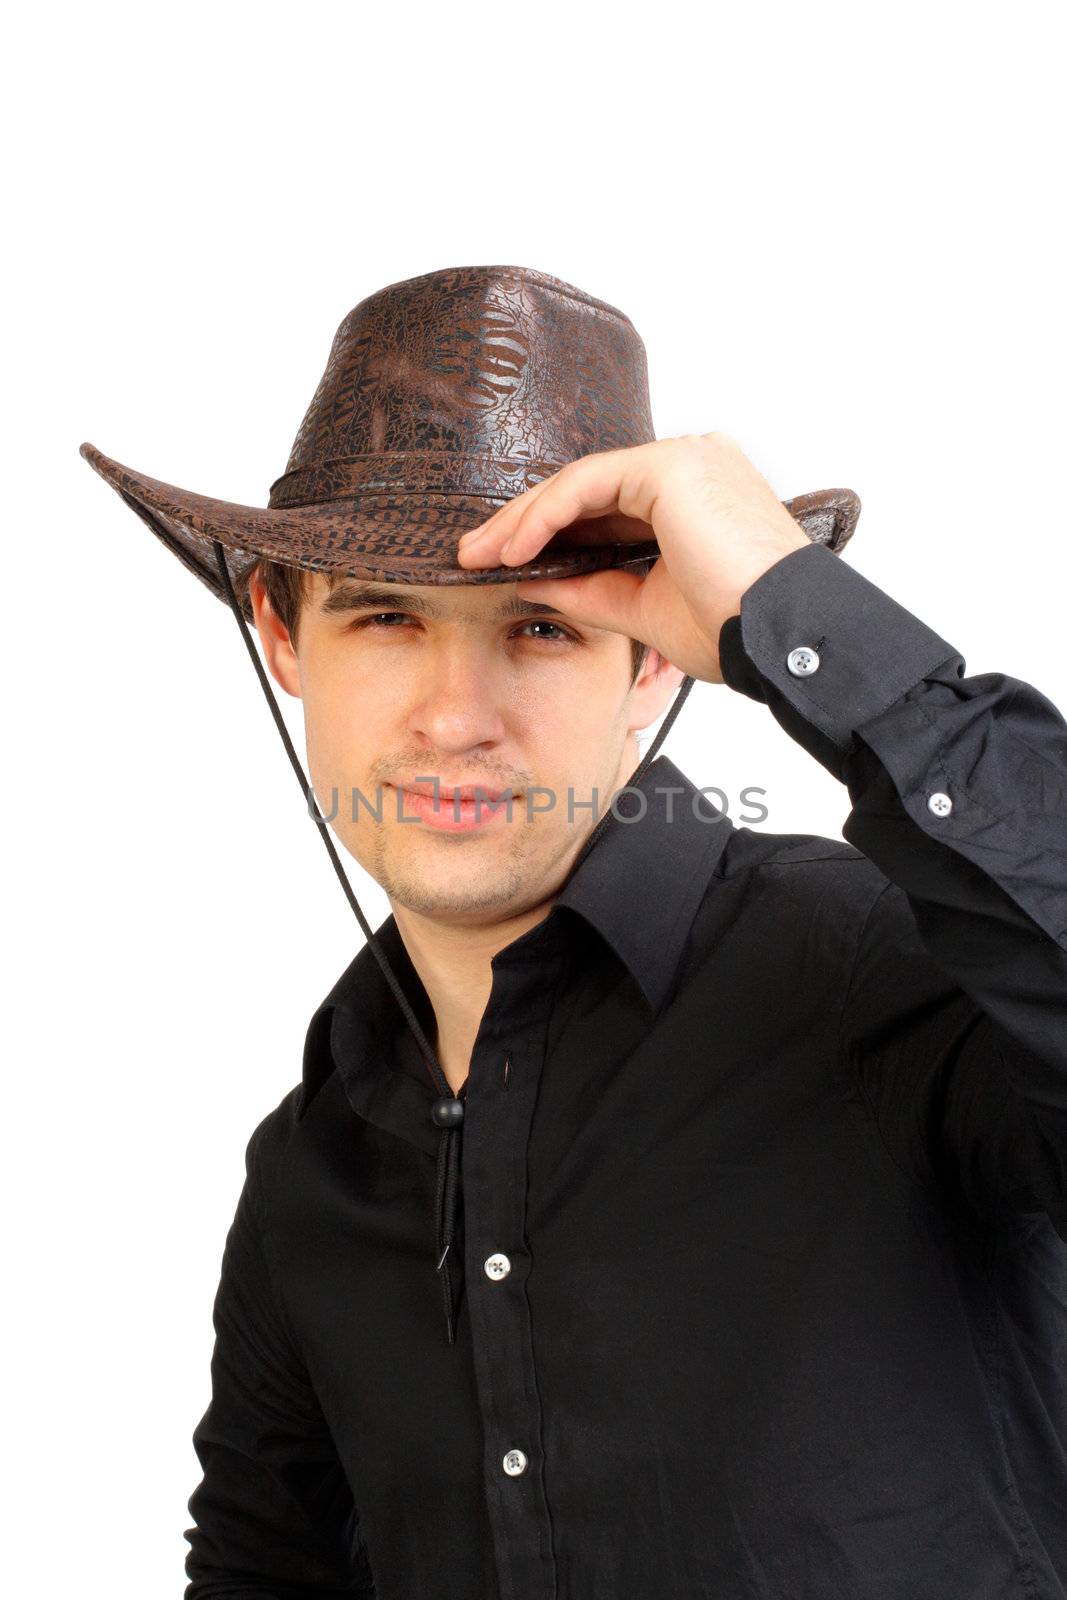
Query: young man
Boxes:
[{"xmin": 82, "ymin": 264, "xmax": 1067, "ymax": 1599}]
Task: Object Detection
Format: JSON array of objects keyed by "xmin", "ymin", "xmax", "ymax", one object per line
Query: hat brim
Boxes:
[{"xmin": 80, "ymin": 443, "xmax": 861, "ymax": 624}]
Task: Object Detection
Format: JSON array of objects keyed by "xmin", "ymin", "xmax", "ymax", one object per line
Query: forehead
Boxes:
[{"xmin": 314, "ymin": 576, "xmax": 566, "ymax": 622}]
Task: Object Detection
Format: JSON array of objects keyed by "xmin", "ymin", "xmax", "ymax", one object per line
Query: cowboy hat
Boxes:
[{"xmin": 80, "ymin": 263, "xmax": 860, "ymax": 620}]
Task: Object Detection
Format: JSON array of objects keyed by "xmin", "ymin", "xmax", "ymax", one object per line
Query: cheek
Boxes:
[
  {"xmin": 510, "ymin": 672, "xmax": 630, "ymax": 783},
  {"xmin": 516, "ymin": 665, "xmax": 628, "ymax": 739},
  {"xmin": 301, "ymin": 672, "xmax": 386, "ymax": 790}
]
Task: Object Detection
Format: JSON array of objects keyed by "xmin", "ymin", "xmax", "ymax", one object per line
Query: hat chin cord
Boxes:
[{"xmin": 212, "ymin": 540, "xmax": 696, "ymax": 1344}]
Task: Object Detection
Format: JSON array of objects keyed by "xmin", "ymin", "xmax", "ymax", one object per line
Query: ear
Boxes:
[
  {"xmin": 628, "ymin": 646, "xmax": 686, "ymax": 737},
  {"xmin": 248, "ymin": 568, "xmax": 302, "ymax": 699}
]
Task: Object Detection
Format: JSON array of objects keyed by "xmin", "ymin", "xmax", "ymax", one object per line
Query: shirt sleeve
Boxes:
[
  {"xmin": 717, "ymin": 540, "xmax": 1067, "ymax": 1242},
  {"xmin": 184, "ymin": 1118, "xmax": 375, "ymax": 1598}
]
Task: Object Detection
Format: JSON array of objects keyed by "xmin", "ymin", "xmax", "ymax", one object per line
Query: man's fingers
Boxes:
[
  {"xmin": 500, "ymin": 460, "xmax": 630, "ymax": 566},
  {"xmin": 457, "ymin": 477, "xmax": 552, "ymax": 552},
  {"xmin": 458, "ymin": 453, "xmax": 628, "ymax": 569}
]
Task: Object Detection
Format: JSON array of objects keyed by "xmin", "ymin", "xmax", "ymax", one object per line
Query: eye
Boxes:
[
  {"xmin": 353, "ymin": 612, "xmax": 413, "ymax": 629},
  {"xmin": 517, "ymin": 619, "xmax": 574, "ymax": 643}
]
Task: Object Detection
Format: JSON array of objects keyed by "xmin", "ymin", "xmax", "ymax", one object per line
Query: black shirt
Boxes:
[{"xmin": 184, "ymin": 540, "xmax": 1067, "ymax": 1600}]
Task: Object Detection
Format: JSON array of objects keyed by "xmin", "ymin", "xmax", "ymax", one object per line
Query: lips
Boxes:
[
  {"xmin": 391, "ymin": 779, "xmax": 516, "ymax": 834},
  {"xmin": 397, "ymin": 781, "xmax": 512, "ymax": 803}
]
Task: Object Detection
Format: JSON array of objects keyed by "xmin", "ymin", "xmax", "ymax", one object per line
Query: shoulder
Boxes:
[
  {"xmin": 239, "ymin": 1080, "xmax": 315, "ymax": 1195},
  {"xmin": 684, "ymin": 824, "xmax": 893, "ymax": 981},
  {"xmin": 719, "ymin": 823, "xmax": 890, "ymax": 905}
]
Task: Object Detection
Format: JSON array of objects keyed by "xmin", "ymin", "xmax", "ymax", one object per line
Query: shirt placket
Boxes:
[{"xmin": 460, "ymin": 930, "xmax": 565, "ymax": 1600}]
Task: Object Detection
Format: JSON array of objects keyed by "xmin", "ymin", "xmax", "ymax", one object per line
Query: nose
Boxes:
[{"xmin": 406, "ymin": 635, "xmax": 508, "ymax": 755}]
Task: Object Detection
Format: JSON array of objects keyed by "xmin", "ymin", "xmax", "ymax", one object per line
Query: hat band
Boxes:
[{"xmin": 268, "ymin": 451, "xmax": 570, "ymax": 509}]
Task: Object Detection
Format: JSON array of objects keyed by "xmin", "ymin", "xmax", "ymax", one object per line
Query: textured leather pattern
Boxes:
[{"xmin": 80, "ymin": 263, "xmax": 861, "ymax": 621}]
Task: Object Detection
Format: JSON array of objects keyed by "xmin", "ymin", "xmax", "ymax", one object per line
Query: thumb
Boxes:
[{"xmin": 513, "ymin": 568, "xmax": 648, "ymax": 639}]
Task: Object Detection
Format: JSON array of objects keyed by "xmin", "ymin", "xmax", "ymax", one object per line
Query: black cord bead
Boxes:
[{"xmin": 431, "ymin": 1096, "xmax": 464, "ymax": 1128}]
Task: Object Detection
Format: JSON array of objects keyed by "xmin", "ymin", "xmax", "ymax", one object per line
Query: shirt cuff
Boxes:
[{"xmin": 717, "ymin": 540, "xmax": 962, "ymax": 754}]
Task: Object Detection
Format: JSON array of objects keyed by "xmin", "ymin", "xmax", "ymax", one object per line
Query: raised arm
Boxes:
[{"xmin": 718, "ymin": 540, "xmax": 1067, "ymax": 1241}]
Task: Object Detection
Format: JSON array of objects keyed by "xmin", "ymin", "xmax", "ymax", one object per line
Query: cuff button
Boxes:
[
  {"xmin": 927, "ymin": 791, "xmax": 953, "ymax": 817},
  {"xmin": 786, "ymin": 646, "xmax": 821, "ymax": 676}
]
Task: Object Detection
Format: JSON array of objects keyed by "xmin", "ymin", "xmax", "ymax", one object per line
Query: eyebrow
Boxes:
[{"xmin": 319, "ymin": 581, "xmax": 566, "ymax": 621}]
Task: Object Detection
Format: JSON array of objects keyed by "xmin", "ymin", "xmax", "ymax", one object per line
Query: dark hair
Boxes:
[{"xmin": 245, "ymin": 556, "xmax": 654, "ymax": 685}]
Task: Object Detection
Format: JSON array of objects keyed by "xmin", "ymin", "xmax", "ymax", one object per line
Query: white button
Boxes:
[
  {"xmin": 786, "ymin": 646, "xmax": 820, "ymax": 676},
  {"xmin": 928, "ymin": 791, "xmax": 953, "ymax": 817},
  {"xmin": 484, "ymin": 1252, "xmax": 512, "ymax": 1280},
  {"xmin": 503, "ymin": 1448, "xmax": 528, "ymax": 1476}
]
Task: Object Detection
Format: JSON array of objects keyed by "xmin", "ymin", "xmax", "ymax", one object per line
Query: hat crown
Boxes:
[{"xmin": 267, "ymin": 264, "xmax": 655, "ymax": 510}]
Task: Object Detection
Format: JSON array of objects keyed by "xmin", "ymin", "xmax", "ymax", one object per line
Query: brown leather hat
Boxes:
[{"xmin": 80, "ymin": 263, "xmax": 860, "ymax": 621}]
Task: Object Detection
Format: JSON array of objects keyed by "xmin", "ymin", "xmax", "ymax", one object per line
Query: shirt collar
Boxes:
[
  {"xmin": 297, "ymin": 752, "xmax": 736, "ymax": 1125},
  {"xmin": 553, "ymin": 751, "xmax": 734, "ymax": 1010}
]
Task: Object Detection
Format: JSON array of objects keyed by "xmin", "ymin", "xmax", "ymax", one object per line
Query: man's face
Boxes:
[{"xmin": 251, "ymin": 571, "xmax": 682, "ymax": 927}]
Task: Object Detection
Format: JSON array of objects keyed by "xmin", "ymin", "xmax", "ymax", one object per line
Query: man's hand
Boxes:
[{"xmin": 456, "ymin": 432, "xmax": 813, "ymax": 684}]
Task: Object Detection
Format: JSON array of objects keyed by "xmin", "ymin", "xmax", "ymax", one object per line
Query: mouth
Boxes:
[
  {"xmin": 389, "ymin": 780, "xmax": 518, "ymax": 833},
  {"xmin": 397, "ymin": 781, "xmax": 513, "ymax": 803}
]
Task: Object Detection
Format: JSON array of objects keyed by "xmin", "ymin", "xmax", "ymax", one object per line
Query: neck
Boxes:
[{"xmin": 390, "ymin": 896, "xmax": 556, "ymax": 1095}]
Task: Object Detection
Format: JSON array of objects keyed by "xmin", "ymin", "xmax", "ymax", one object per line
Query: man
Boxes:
[{"xmin": 81, "ymin": 264, "xmax": 1066, "ymax": 1598}]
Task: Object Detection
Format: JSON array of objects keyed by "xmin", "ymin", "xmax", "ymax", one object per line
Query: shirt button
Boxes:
[
  {"xmin": 927, "ymin": 790, "xmax": 953, "ymax": 817},
  {"xmin": 786, "ymin": 645, "xmax": 820, "ymax": 676},
  {"xmin": 484, "ymin": 1252, "xmax": 512, "ymax": 1280},
  {"xmin": 503, "ymin": 1448, "xmax": 528, "ymax": 1476}
]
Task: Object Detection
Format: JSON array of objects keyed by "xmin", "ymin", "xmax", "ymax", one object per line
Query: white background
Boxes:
[{"xmin": 6, "ymin": 2, "xmax": 1065, "ymax": 1592}]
